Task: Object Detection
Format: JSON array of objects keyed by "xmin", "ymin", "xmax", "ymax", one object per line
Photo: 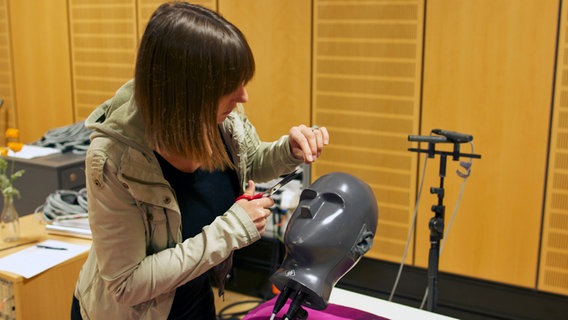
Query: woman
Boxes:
[{"xmin": 71, "ymin": 2, "xmax": 329, "ymax": 319}]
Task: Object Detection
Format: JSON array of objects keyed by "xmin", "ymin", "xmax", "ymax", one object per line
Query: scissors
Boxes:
[{"xmin": 236, "ymin": 169, "xmax": 301, "ymax": 201}]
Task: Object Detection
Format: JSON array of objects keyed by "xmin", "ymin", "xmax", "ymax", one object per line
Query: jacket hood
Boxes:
[{"xmin": 85, "ymin": 80, "xmax": 151, "ymax": 155}]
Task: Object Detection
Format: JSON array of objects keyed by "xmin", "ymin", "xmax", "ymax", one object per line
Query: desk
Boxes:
[
  {"xmin": 0, "ymin": 215, "xmax": 90, "ymax": 320},
  {"xmin": 330, "ymin": 288, "xmax": 459, "ymax": 320},
  {"xmin": 3, "ymin": 152, "xmax": 85, "ymax": 215}
]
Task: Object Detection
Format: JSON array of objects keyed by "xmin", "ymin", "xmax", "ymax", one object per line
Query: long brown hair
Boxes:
[{"xmin": 134, "ymin": 1, "xmax": 255, "ymax": 171}]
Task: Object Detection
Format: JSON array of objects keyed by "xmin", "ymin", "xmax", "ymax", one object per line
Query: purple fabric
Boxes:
[{"xmin": 243, "ymin": 296, "xmax": 390, "ymax": 320}]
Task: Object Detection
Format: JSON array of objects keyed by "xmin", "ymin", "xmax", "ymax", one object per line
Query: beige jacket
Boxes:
[{"xmin": 74, "ymin": 80, "xmax": 301, "ymax": 319}]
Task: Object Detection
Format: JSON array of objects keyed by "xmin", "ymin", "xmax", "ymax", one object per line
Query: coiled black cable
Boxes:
[
  {"xmin": 31, "ymin": 121, "xmax": 91, "ymax": 154},
  {"xmin": 35, "ymin": 188, "xmax": 88, "ymax": 222}
]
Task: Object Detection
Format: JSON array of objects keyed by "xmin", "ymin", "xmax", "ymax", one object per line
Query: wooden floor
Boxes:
[{"xmin": 214, "ymin": 289, "xmax": 264, "ymax": 319}]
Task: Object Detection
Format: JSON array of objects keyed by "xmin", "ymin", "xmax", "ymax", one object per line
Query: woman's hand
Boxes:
[
  {"xmin": 288, "ymin": 125, "xmax": 330, "ymax": 163},
  {"xmin": 236, "ymin": 180, "xmax": 274, "ymax": 234}
]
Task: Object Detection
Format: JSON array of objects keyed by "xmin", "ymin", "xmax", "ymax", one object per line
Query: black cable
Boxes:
[
  {"xmin": 216, "ymin": 299, "xmax": 264, "ymax": 320},
  {"xmin": 31, "ymin": 121, "xmax": 92, "ymax": 154},
  {"xmin": 271, "ymin": 286, "xmax": 292, "ymax": 319},
  {"xmin": 34, "ymin": 188, "xmax": 88, "ymax": 221},
  {"xmin": 283, "ymin": 290, "xmax": 305, "ymax": 320}
]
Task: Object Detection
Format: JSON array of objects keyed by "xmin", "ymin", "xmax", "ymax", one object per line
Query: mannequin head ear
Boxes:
[{"xmin": 351, "ymin": 226, "xmax": 374, "ymax": 256}]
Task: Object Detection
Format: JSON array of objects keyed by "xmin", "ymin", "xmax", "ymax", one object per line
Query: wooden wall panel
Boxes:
[
  {"xmin": 419, "ymin": 0, "xmax": 558, "ymax": 288},
  {"xmin": 218, "ymin": 0, "xmax": 311, "ymax": 141},
  {"xmin": 68, "ymin": 0, "xmax": 137, "ymax": 120},
  {"xmin": 0, "ymin": 0, "xmax": 15, "ymax": 145},
  {"xmin": 71, "ymin": 0, "xmax": 216, "ymax": 120},
  {"xmin": 540, "ymin": 0, "xmax": 568, "ymax": 296},
  {"xmin": 9, "ymin": 0, "xmax": 73, "ymax": 142},
  {"xmin": 312, "ymin": 0, "xmax": 424, "ymax": 263}
]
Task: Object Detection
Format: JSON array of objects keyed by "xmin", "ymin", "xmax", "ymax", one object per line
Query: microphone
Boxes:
[
  {"xmin": 408, "ymin": 129, "xmax": 473, "ymax": 144},
  {"xmin": 431, "ymin": 129, "xmax": 473, "ymax": 143},
  {"xmin": 408, "ymin": 135, "xmax": 448, "ymax": 143}
]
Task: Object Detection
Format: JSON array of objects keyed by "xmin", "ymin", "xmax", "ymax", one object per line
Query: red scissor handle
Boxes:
[{"xmin": 235, "ymin": 193, "xmax": 264, "ymax": 201}]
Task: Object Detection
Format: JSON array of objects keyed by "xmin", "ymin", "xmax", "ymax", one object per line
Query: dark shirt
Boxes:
[{"xmin": 155, "ymin": 152, "xmax": 239, "ymax": 320}]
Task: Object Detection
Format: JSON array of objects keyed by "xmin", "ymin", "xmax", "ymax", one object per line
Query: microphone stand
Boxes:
[{"xmin": 408, "ymin": 139, "xmax": 481, "ymax": 312}]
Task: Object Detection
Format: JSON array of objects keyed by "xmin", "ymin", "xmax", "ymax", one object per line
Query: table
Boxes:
[
  {"xmin": 0, "ymin": 215, "xmax": 91, "ymax": 319},
  {"xmin": 330, "ymin": 287, "xmax": 459, "ymax": 320}
]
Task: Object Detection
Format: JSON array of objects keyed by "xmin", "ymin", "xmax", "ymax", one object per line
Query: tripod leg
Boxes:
[{"xmin": 427, "ymin": 240, "xmax": 440, "ymax": 312}]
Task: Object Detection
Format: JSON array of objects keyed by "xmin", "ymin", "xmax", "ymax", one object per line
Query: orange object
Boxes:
[{"xmin": 272, "ymin": 284, "xmax": 280, "ymax": 295}]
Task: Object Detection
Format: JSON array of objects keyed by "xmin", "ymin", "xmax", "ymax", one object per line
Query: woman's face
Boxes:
[{"xmin": 217, "ymin": 85, "xmax": 248, "ymax": 124}]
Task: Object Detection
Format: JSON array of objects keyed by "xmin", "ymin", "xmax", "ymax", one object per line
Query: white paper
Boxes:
[
  {"xmin": 7, "ymin": 145, "xmax": 61, "ymax": 159},
  {"xmin": 46, "ymin": 217, "xmax": 92, "ymax": 239},
  {"xmin": 52, "ymin": 216, "xmax": 90, "ymax": 229},
  {"xmin": 46, "ymin": 224, "xmax": 92, "ymax": 239},
  {"xmin": 0, "ymin": 239, "xmax": 89, "ymax": 278}
]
